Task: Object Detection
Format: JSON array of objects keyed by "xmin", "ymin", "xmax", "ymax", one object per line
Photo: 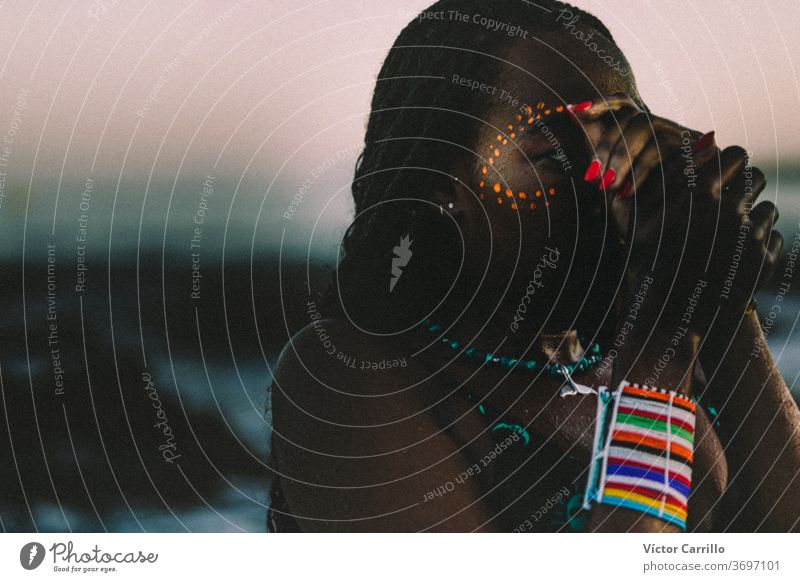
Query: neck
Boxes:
[{"xmin": 429, "ymin": 268, "xmax": 590, "ymax": 363}]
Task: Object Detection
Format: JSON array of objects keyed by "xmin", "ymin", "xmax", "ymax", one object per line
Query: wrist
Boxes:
[
  {"xmin": 583, "ymin": 381, "xmax": 698, "ymax": 531},
  {"xmin": 615, "ymin": 329, "xmax": 699, "ymax": 396}
]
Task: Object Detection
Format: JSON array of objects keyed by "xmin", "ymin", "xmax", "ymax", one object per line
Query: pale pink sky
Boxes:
[{"xmin": 0, "ymin": 0, "xmax": 799, "ymax": 187}]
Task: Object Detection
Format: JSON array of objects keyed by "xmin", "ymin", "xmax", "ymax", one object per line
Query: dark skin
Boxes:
[{"xmin": 271, "ymin": 35, "xmax": 800, "ymax": 532}]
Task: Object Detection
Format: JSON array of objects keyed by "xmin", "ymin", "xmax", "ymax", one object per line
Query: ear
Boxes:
[{"xmin": 429, "ymin": 174, "xmax": 471, "ymax": 223}]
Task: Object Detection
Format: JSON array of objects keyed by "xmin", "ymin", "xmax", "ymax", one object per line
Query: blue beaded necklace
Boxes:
[
  {"xmin": 422, "ymin": 320, "xmax": 604, "ymax": 378},
  {"xmin": 421, "ymin": 320, "xmax": 605, "ymax": 447}
]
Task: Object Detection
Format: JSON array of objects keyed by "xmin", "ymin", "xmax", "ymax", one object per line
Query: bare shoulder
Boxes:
[
  {"xmin": 273, "ymin": 318, "xmax": 420, "ymax": 402},
  {"xmin": 270, "ymin": 319, "xmax": 495, "ymax": 531},
  {"xmin": 271, "ymin": 317, "xmax": 435, "ymax": 437}
]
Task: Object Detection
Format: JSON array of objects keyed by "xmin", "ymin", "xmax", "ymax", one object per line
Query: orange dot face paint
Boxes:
[{"xmin": 476, "ymin": 99, "xmax": 568, "ymax": 213}]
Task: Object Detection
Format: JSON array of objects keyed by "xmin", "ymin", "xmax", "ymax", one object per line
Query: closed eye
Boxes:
[{"xmin": 522, "ymin": 146, "xmax": 564, "ymax": 165}]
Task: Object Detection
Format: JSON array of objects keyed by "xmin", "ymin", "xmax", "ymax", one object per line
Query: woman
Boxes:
[{"xmin": 268, "ymin": 0, "xmax": 800, "ymax": 532}]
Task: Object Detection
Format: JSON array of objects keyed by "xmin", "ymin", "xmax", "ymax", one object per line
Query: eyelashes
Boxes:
[{"xmin": 477, "ymin": 101, "xmax": 566, "ymax": 212}]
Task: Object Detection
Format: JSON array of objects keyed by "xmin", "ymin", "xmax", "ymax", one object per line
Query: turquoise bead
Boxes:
[
  {"xmin": 420, "ymin": 321, "xmax": 604, "ymax": 378},
  {"xmin": 491, "ymin": 422, "xmax": 531, "ymax": 446}
]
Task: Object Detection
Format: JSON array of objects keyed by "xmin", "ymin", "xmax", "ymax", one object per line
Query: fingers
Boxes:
[
  {"xmin": 618, "ymin": 139, "xmax": 663, "ymax": 200},
  {"xmin": 571, "ymin": 95, "xmax": 706, "ymax": 201},
  {"xmin": 571, "ymin": 95, "xmax": 785, "ymax": 314},
  {"xmin": 705, "ymin": 146, "xmax": 750, "ymax": 202},
  {"xmin": 592, "ymin": 109, "xmax": 663, "ymax": 195},
  {"xmin": 603, "ymin": 112, "xmax": 656, "ymax": 190},
  {"xmin": 691, "ymin": 131, "xmax": 721, "ymax": 168},
  {"xmin": 723, "ymin": 163, "xmax": 768, "ymax": 211},
  {"xmin": 567, "ymin": 94, "xmax": 639, "ymax": 122},
  {"xmin": 569, "ymin": 95, "xmax": 640, "ymax": 176},
  {"xmin": 758, "ymin": 229, "xmax": 783, "ymax": 287},
  {"xmin": 581, "ymin": 105, "xmax": 644, "ymax": 192},
  {"xmin": 767, "ymin": 229, "xmax": 784, "ymax": 257},
  {"xmin": 749, "ymin": 200, "xmax": 780, "ymax": 243},
  {"xmin": 740, "ymin": 201, "xmax": 781, "ymax": 291}
]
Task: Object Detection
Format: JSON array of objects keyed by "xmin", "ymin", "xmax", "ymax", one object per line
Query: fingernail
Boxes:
[
  {"xmin": 584, "ymin": 160, "xmax": 602, "ymax": 182},
  {"xmin": 616, "ymin": 179, "xmax": 633, "ymax": 199},
  {"xmin": 571, "ymin": 101, "xmax": 593, "ymax": 112},
  {"xmin": 599, "ymin": 168, "xmax": 616, "ymax": 190},
  {"xmin": 692, "ymin": 131, "xmax": 715, "ymax": 153}
]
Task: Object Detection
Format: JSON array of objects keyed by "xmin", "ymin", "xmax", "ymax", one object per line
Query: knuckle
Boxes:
[
  {"xmin": 629, "ymin": 111, "xmax": 655, "ymax": 134},
  {"xmin": 751, "ymin": 167, "xmax": 766, "ymax": 185},
  {"xmin": 608, "ymin": 104, "xmax": 637, "ymax": 125},
  {"xmin": 708, "ymin": 177, "xmax": 723, "ymax": 201},
  {"xmin": 759, "ymin": 200, "xmax": 777, "ymax": 216},
  {"xmin": 722, "ymin": 145, "xmax": 749, "ymax": 163}
]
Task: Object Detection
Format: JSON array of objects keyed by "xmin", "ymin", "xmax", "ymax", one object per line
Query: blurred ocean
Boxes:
[{"xmin": 1, "ymin": 169, "xmax": 800, "ymax": 532}]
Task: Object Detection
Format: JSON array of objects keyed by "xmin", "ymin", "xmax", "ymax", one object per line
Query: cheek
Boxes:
[{"xmin": 475, "ymin": 101, "xmax": 568, "ymax": 214}]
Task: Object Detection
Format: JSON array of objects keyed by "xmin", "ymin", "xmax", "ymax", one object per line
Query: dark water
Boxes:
[{"xmin": 0, "ymin": 251, "xmax": 330, "ymax": 532}]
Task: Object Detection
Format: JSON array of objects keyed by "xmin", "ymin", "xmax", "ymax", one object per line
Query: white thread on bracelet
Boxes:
[
  {"xmin": 659, "ymin": 392, "xmax": 675, "ymax": 519},
  {"xmin": 596, "ymin": 384, "xmax": 624, "ymax": 504},
  {"xmin": 583, "ymin": 386, "xmax": 608, "ymax": 509}
]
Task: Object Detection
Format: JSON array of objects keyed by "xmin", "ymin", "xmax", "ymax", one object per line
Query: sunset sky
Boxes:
[{"xmin": 1, "ymin": 0, "xmax": 799, "ymax": 256}]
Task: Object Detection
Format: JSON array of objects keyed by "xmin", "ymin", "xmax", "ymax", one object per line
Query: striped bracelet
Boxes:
[{"xmin": 583, "ymin": 381, "xmax": 696, "ymax": 530}]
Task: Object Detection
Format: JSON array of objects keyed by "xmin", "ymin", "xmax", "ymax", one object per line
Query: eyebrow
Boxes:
[{"xmin": 516, "ymin": 113, "xmax": 574, "ymax": 145}]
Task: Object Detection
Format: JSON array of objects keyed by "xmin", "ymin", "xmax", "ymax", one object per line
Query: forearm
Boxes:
[{"xmin": 699, "ymin": 311, "xmax": 800, "ymax": 531}]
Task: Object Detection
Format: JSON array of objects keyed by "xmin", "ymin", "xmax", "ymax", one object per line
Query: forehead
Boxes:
[{"xmin": 488, "ymin": 32, "xmax": 637, "ymax": 118}]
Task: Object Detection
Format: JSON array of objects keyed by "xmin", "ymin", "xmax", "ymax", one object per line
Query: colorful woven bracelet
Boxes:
[{"xmin": 583, "ymin": 381, "xmax": 696, "ymax": 530}]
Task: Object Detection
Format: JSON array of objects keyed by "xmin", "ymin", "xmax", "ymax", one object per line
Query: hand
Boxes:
[{"xmin": 570, "ymin": 95, "xmax": 782, "ymax": 336}]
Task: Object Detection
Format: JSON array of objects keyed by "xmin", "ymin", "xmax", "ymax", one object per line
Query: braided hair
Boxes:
[{"xmin": 322, "ymin": 0, "xmax": 623, "ymax": 331}]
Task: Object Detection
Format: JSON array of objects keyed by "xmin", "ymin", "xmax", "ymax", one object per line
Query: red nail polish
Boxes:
[
  {"xmin": 599, "ymin": 168, "xmax": 616, "ymax": 190},
  {"xmin": 584, "ymin": 160, "xmax": 602, "ymax": 182},
  {"xmin": 572, "ymin": 101, "xmax": 593, "ymax": 112},
  {"xmin": 692, "ymin": 131, "xmax": 715, "ymax": 153}
]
